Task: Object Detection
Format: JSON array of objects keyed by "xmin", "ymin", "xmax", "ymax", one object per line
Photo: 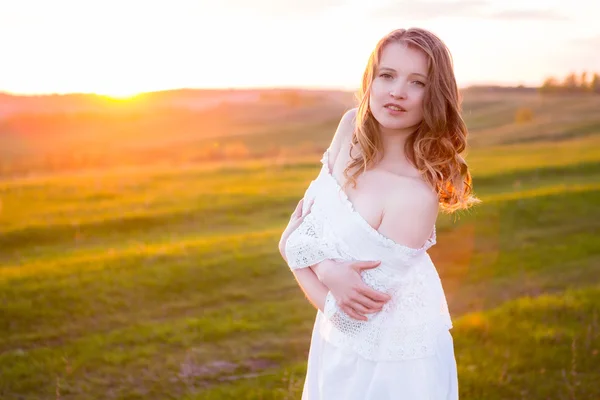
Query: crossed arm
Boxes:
[
  {"xmin": 281, "ymin": 250, "xmax": 330, "ymax": 313},
  {"xmin": 279, "ymin": 235, "xmax": 388, "ymax": 320},
  {"xmin": 277, "ymin": 197, "xmax": 388, "ymax": 321}
]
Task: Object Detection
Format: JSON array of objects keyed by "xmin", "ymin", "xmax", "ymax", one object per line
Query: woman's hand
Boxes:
[
  {"xmin": 312, "ymin": 259, "xmax": 391, "ymax": 321},
  {"xmin": 278, "ymin": 197, "xmax": 313, "ymax": 261},
  {"xmin": 278, "ymin": 198, "xmax": 391, "ymax": 321}
]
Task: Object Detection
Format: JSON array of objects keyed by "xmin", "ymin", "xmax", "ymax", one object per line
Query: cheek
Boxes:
[
  {"xmin": 412, "ymin": 92, "xmax": 425, "ymax": 112},
  {"xmin": 413, "ymin": 88, "xmax": 426, "ymax": 102},
  {"xmin": 370, "ymin": 79, "xmax": 387, "ymax": 102}
]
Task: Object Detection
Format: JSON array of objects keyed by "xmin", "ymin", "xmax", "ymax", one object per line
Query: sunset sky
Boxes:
[{"xmin": 1, "ymin": 0, "xmax": 599, "ymax": 97}]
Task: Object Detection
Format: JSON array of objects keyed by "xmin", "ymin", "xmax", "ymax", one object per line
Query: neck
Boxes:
[{"xmin": 378, "ymin": 125, "xmax": 414, "ymax": 167}]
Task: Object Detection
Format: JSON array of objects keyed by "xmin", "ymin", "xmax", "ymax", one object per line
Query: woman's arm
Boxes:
[
  {"xmin": 286, "ymin": 258, "xmax": 390, "ymax": 319},
  {"xmin": 278, "ymin": 199, "xmax": 327, "ymax": 312},
  {"xmin": 278, "ymin": 200, "xmax": 389, "ymax": 319},
  {"xmin": 290, "ymin": 265, "xmax": 329, "ymax": 313},
  {"xmin": 281, "ymin": 236, "xmax": 389, "ymax": 320},
  {"xmin": 311, "ymin": 260, "xmax": 389, "ymax": 321}
]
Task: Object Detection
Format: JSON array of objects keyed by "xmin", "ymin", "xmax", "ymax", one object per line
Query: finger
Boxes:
[
  {"xmin": 343, "ymin": 305, "xmax": 368, "ymax": 321},
  {"xmin": 351, "ymin": 260, "xmax": 381, "ymax": 271},
  {"xmin": 357, "ymin": 286, "xmax": 391, "ymax": 302},
  {"xmin": 299, "ymin": 198, "xmax": 315, "ymax": 219},
  {"xmin": 296, "ymin": 198, "xmax": 304, "ymax": 215},
  {"xmin": 299, "ymin": 200, "xmax": 314, "ymax": 219},
  {"xmin": 289, "ymin": 216, "xmax": 307, "ymax": 231},
  {"xmin": 293, "ymin": 202, "xmax": 313, "ymax": 222},
  {"xmin": 349, "ymin": 301, "xmax": 374, "ymax": 315},
  {"xmin": 302, "ymin": 204, "xmax": 313, "ymax": 217},
  {"xmin": 354, "ymin": 294, "xmax": 385, "ymax": 310},
  {"xmin": 291, "ymin": 198, "xmax": 304, "ymax": 219}
]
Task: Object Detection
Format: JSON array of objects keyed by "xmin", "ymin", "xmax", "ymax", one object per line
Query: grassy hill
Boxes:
[{"xmin": 0, "ymin": 90, "xmax": 599, "ymax": 399}]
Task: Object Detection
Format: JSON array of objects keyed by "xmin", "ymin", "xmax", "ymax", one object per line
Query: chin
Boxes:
[{"xmin": 372, "ymin": 110, "xmax": 420, "ymax": 132}]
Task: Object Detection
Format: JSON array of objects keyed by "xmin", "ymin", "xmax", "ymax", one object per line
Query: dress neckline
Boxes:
[{"xmin": 319, "ymin": 148, "xmax": 436, "ymax": 255}]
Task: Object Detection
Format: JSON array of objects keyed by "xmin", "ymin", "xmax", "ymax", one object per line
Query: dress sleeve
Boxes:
[{"xmin": 284, "ymin": 211, "xmax": 341, "ymax": 270}]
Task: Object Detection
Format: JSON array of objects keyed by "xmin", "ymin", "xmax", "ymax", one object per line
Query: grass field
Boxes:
[{"xmin": 1, "ymin": 90, "xmax": 599, "ymax": 399}]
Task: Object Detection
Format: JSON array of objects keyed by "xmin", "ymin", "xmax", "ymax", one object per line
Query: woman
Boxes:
[{"xmin": 279, "ymin": 27, "xmax": 480, "ymax": 399}]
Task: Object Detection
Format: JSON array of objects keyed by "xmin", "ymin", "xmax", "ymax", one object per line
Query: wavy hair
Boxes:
[{"xmin": 345, "ymin": 28, "xmax": 481, "ymax": 213}]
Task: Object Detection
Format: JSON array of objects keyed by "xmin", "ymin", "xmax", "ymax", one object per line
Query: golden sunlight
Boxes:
[{"xmin": 95, "ymin": 88, "xmax": 143, "ymax": 99}]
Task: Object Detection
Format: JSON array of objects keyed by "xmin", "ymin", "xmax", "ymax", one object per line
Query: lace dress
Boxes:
[{"xmin": 284, "ymin": 149, "xmax": 458, "ymax": 400}]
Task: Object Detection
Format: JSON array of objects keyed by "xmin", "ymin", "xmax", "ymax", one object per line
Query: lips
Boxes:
[{"xmin": 384, "ymin": 103, "xmax": 406, "ymax": 112}]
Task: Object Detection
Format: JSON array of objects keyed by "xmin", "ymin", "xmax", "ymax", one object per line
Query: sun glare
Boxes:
[
  {"xmin": 97, "ymin": 89, "xmax": 143, "ymax": 100},
  {"xmin": 90, "ymin": 82, "xmax": 148, "ymax": 99}
]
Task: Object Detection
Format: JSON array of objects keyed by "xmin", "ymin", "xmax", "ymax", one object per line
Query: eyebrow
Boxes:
[{"xmin": 378, "ymin": 66, "xmax": 428, "ymax": 79}]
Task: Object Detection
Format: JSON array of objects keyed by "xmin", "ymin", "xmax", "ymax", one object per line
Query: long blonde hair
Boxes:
[{"xmin": 346, "ymin": 28, "xmax": 481, "ymax": 213}]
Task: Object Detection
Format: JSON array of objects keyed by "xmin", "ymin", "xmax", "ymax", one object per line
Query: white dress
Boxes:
[{"xmin": 284, "ymin": 149, "xmax": 459, "ymax": 400}]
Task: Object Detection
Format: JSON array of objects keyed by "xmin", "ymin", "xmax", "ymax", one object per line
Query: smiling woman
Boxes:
[
  {"xmin": 369, "ymin": 43, "xmax": 428, "ymax": 134},
  {"xmin": 279, "ymin": 27, "xmax": 481, "ymax": 400}
]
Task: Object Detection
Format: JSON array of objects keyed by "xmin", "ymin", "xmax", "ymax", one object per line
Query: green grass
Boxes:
[
  {"xmin": 1, "ymin": 93, "xmax": 599, "ymax": 399},
  {"xmin": 192, "ymin": 286, "xmax": 600, "ymax": 400},
  {"xmin": 456, "ymin": 286, "xmax": 600, "ymax": 400}
]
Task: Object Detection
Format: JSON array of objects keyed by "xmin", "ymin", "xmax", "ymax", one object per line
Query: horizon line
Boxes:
[{"xmin": 0, "ymin": 81, "xmax": 543, "ymax": 97}]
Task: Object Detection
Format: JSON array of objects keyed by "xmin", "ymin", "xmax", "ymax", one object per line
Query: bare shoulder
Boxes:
[
  {"xmin": 328, "ymin": 108, "xmax": 357, "ymax": 166},
  {"xmin": 377, "ymin": 175, "xmax": 439, "ymax": 249},
  {"xmin": 339, "ymin": 107, "xmax": 358, "ymax": 130}
]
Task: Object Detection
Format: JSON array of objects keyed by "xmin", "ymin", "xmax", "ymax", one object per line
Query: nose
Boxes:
[{"xmin": 389, "ymin": 81, "xmax": 407, "ymax": 100}]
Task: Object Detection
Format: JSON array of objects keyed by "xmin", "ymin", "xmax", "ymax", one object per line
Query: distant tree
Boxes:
[
  {"xmin": 592, "ymin": 73, "xmax": 600, "ymax": 94},
  {"xmin": 563, "ymin": 72, "xmax": 579, "ymax": 92},
  {"xmin": 540, "ymin": 71, "xmax": 600, "ymax": 95},
  {"xmin": 580, "ymin": 71, "xmax": 590, "ymax": 91},
  {"xmin": 539, "ymin": 76, "xmax": 559, "ymax": 94}
]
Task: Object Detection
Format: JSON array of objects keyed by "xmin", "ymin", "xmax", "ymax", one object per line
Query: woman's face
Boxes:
[{"xmin": 369, "ymin": 42, "xmax": 428, "ymax": 132}]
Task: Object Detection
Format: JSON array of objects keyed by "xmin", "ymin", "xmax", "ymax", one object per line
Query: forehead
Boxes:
[{"xmin": 378, "ymin": 42, "xmax": 428, "ymax": 75}]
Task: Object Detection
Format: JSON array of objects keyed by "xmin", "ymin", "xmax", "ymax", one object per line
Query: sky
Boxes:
[{"xmin": 0, "ymin": 0, "xmax": 599, "ymax": 96}]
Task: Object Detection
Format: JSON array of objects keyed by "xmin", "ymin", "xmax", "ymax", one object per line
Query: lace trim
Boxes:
[
  {"xmin": 320, "ymin": 314, "xmax": 449, "ymax": 361},
  {"xmin": 319, "ymin": 264, "xmax": 453, "ymax": 361},
  {"xmin": 284, "ymin": 207, "xmax": 342, "ymax": 270},
  {"xmin": 319, "ymin": 149, "xmax": 437, "ymax": 255}
]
